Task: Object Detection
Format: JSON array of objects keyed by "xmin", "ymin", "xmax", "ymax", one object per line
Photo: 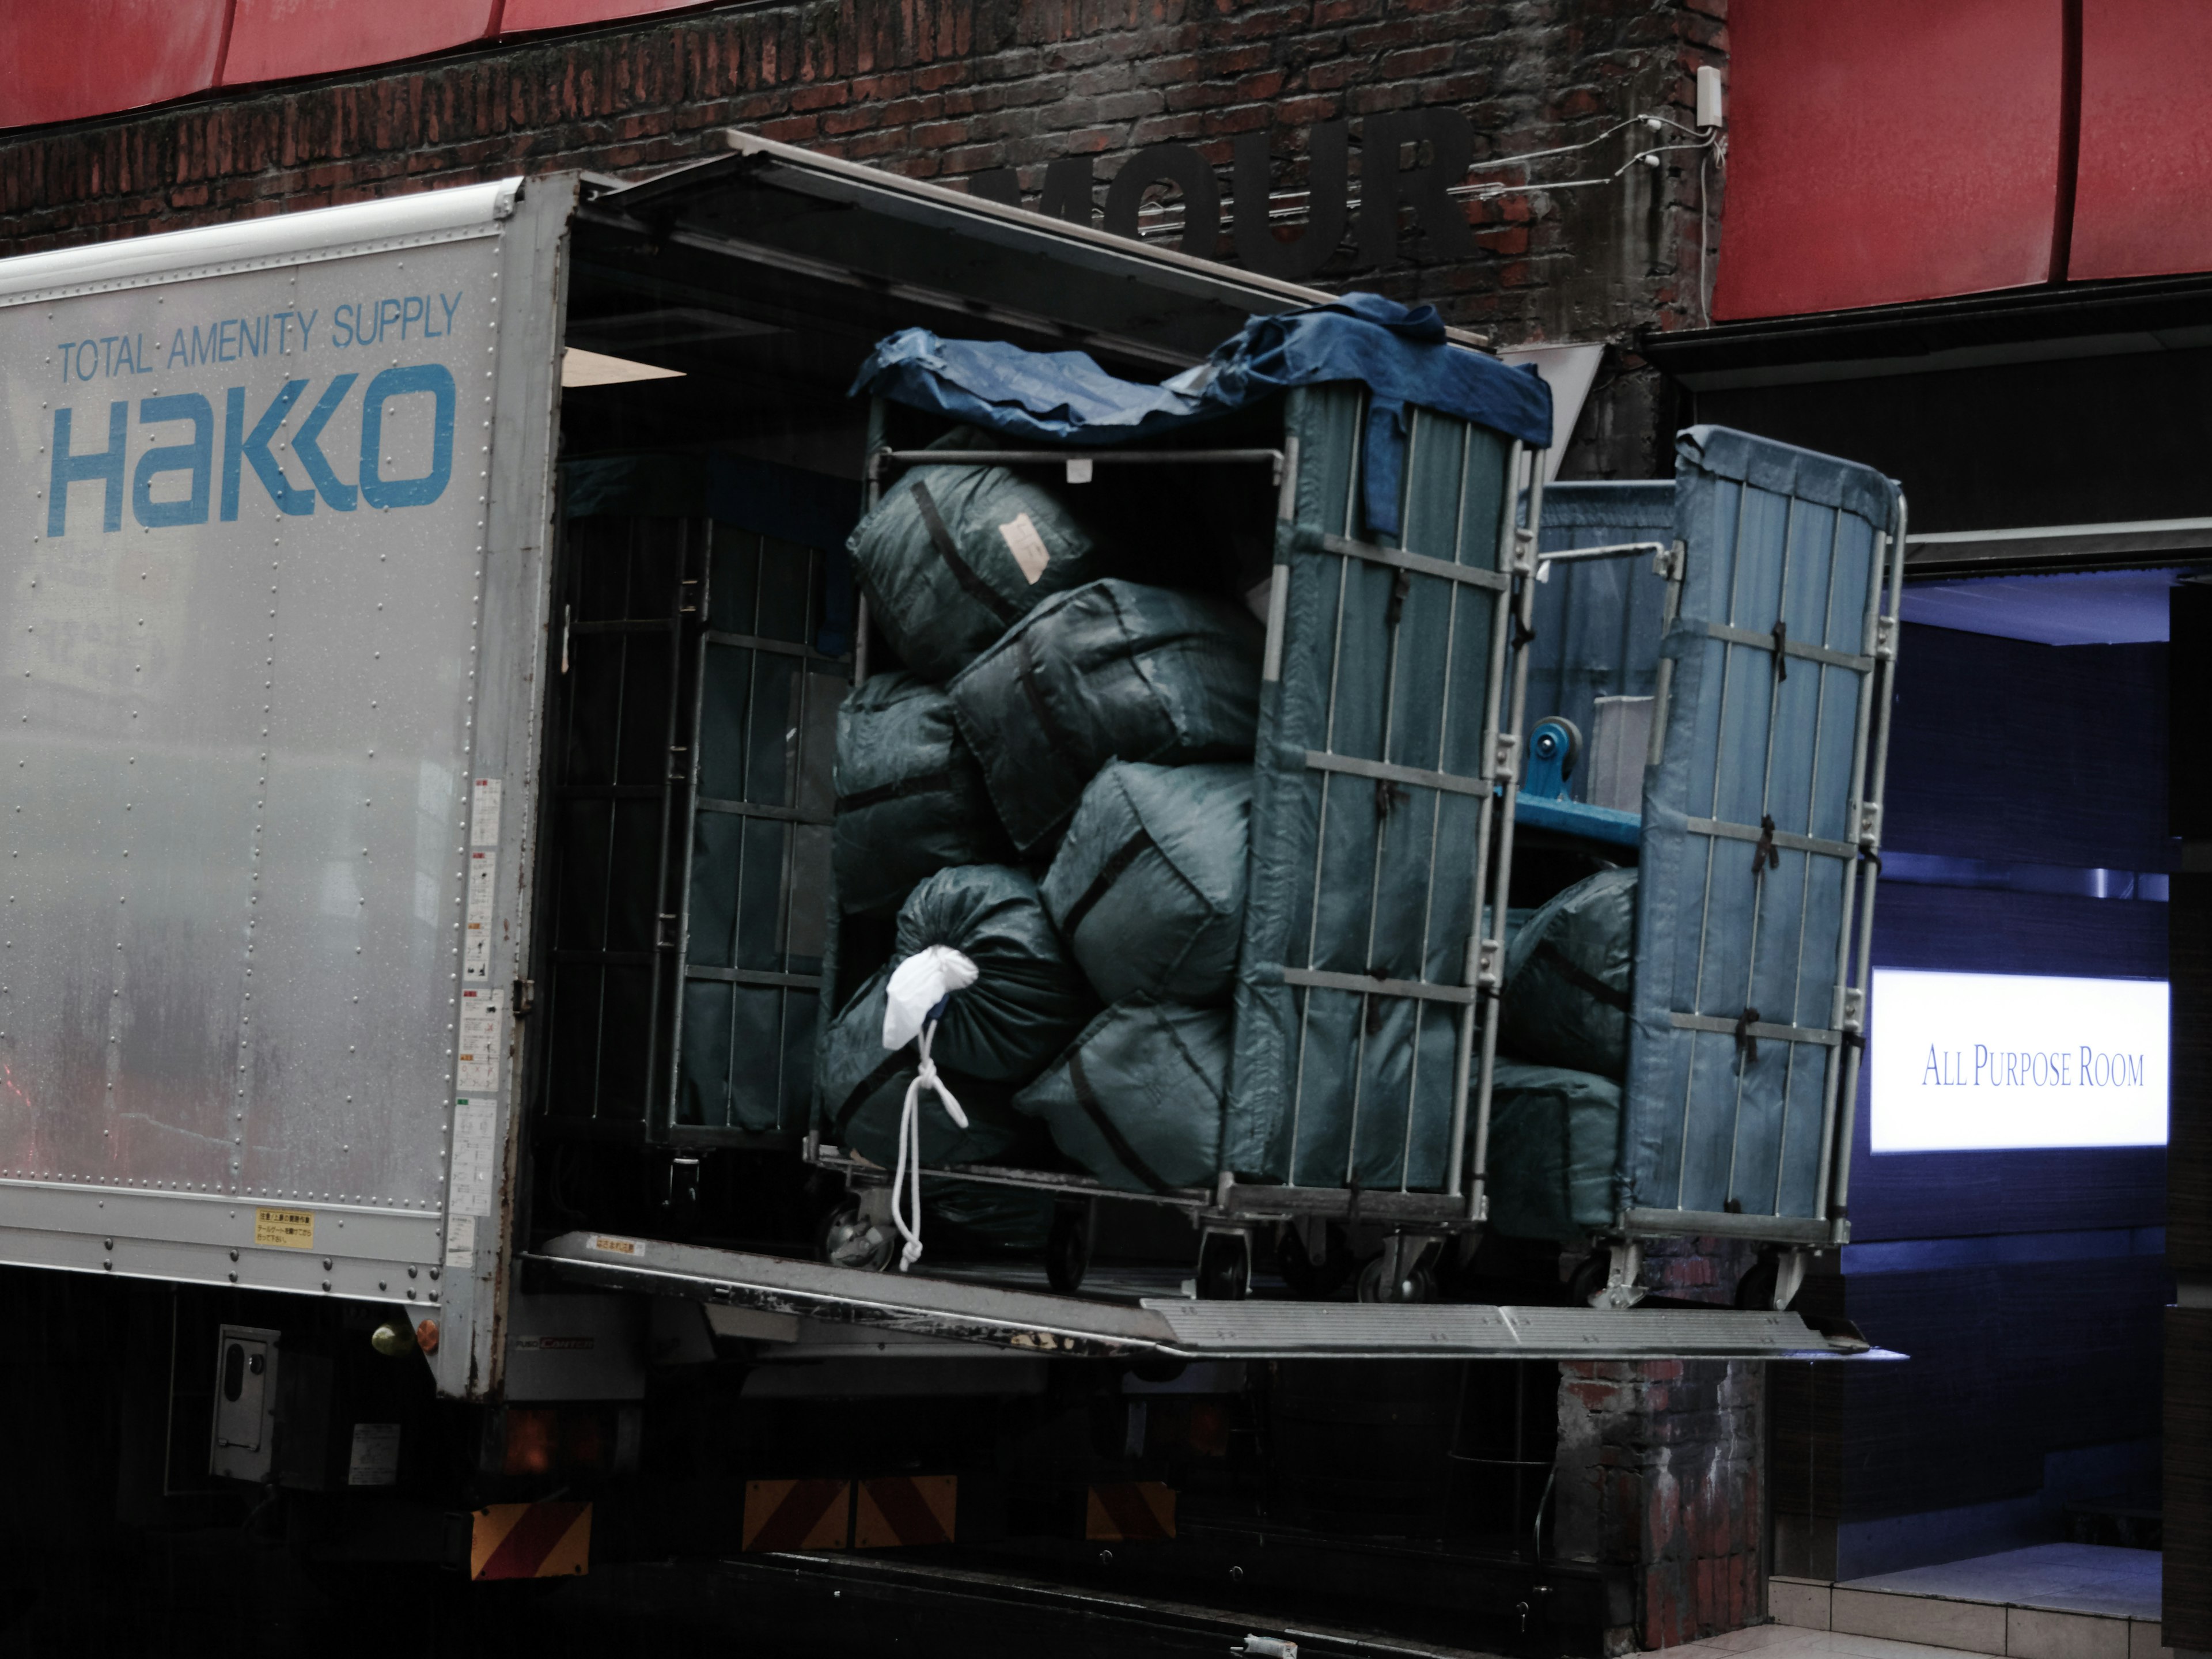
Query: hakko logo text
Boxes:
[{"xmin": 45, "ymin": 362, "xmax": 457, "ymax": 535}]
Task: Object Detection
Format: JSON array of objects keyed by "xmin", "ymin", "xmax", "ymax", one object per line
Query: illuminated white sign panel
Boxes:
[{"xmin": 1870, "ymin": 969, "xmax": 2168, "ymax": 1152}]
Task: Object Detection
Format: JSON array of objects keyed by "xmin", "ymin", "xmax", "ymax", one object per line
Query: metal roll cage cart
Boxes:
[
  {"xmin": 1524, "ymin": 495, "xmax": 1906, "ymax": 1315},
  {"xmin": 806, "ymin": 393, "xmax": 1556, "ymax": 1304}
]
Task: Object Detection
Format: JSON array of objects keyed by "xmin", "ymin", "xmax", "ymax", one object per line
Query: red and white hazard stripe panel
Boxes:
[
  {"xmin": 471, "ymin": 1501, "xmax": 592, "ymax": 1580},
  {"xmin": 855, "ymin": 1475, "xmax": 957, "ymax": 1548},
  {"xmin": 743, "ymin": 1479, "xmax": 853, "ymax": 1551},
  {"xmin": 1086, "ymin": 1482, "xmax": 1176, "ymax": 1541}
]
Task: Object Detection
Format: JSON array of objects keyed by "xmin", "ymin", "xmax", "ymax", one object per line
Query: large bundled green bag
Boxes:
[
  {"xmin": 949, "ymin": 580, "xmax": 1264, "ymax": 853},
  {"xmin": 832, "ymin": 672, "xmax": 1009, "ymax": 917},
  {"xmin": 1499, "ymin": 868, "xmax": 1637, "ymax": 1078},
  {"xmin": 889, "ymin": 865, "xmax": 1093, "ymax": 1080},
  {"xmin": 817, "ymin": 864, "xmax": 1089, "ymax": 1173},
  {"xmin": 817, "ymin": 981, "xmax": 1032, "ymax": 1168},
  {"xmin": 850, "ymin": 457, "xmax": 1105, "ymax": 683},
  {"xmin": 1041, "ymin": 761, "xmax": 1251, "ymax": 1005},
  {"xmin": 1015, "ymin": 1000, "xmax": 1228, "ymax": 1192},
  {"xmin": 1480, "ymin": 1060, "xmax": 1623, "ymax": 1242}
]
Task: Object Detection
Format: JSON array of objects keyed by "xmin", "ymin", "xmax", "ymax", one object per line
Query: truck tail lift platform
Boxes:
[{"xmin": 529, "ymin": 1230, "xmax": 1882, "ymax": 1361}]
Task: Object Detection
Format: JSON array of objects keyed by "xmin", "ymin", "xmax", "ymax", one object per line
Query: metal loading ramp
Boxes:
[{"xmin": 529, "ymin": 1232, "xmax": 1888, "ymax": 1361}]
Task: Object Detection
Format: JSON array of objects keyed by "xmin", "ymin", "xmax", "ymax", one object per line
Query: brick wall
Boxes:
[
  {"xmin": 0, "ymin": 0, "xmax": 1725, "ymax": 476},
  {"xmin": 1556, "ymin": 1237, "xmax": 1764, "ymax": 1654},
  {"xmin": 1559, "ymin": 1354, "xmax": 1766, "ymax": 1653}
]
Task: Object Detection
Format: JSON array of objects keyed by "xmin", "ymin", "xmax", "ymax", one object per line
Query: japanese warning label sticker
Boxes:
[
  {"xmin": 254, "ymin": 1207, "xmax": 315, "ymax": 1249},
  {"xmin": 457, "ymin": 987, "xmax": 503, "ymax": 1093},
  {"xmin": 470, "ymin": 777, "xmax": 502, "ymax": 847},
  {"xmin": 464, "ymin": 850, "xmax": 496, "ymax": 982},
  {"xmin": 450, "ymin": 1097, "xmax": 498, "ymax": 1219}
]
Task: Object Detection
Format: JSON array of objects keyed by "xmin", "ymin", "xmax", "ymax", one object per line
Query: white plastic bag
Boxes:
[
  {"xmin": 880, "ymin": 945, "xmax": 978, "ymax": 1270},
  {"xmin": 882, "ymin": 944, "xmax": 978, "ymax": 1049}
]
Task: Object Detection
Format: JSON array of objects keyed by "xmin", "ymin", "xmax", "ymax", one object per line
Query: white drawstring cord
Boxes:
[
  {"xmin": 878, "ymin": 945, "xmax": 978, "ymax": 1272},
  {"xmin": 889, "ymin": 1017, "xmax": 968, "ymax": 1271}
]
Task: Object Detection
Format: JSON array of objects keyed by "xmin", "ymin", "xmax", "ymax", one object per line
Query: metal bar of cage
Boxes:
[
  {"xmin": 869, "ymin": 447, "xmax": 1286, "ymax": 484},
  {"xmin": 1406, "ymin": 418, "xmax": 1477, "ymax": 1194},
  {"xmin": 1721, "ymin": 494, "xmax": 1798, "ymax": 1207},
  {"xmin": 1807, "ymin": 516, "xmax": 1889, "ymax": 1224},
  {"xmin": 1673, "ymin": 484, "xmax": 1748, "ymax": 1202},
  {"xmin": 1342, "ymin": 408, "xmax": 1426, "ymax": 1191},
  {"xmin": 1824, "ymin": 495, "xmax": 1906, "ymax": 1229},
  {"xmin": 1286, "ymin": 392, "xmax": 1363, "ymax": 1187},
  {"xmin": 658, "ymin": 518, "xmax": 713, "ymax": 1139},
  {"xmin": 1535, "ymin": 540, "xmax": 1669, "ymax": 568},
  {"xmin": 1767, "ymin": 509, "xmax": 1852, "ymax": 1216},
  {"xmin": 1463, "ymin": 444, "xmax": 1545, "ymax": 1222}
]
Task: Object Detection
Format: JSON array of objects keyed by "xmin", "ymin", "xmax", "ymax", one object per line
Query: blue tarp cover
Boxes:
[{"xmin": 849, "ymin": 294, "xmax": 1552, "ymax": 537}]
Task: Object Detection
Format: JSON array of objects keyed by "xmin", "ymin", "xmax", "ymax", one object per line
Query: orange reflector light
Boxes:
[{"xmin": 501, "ymin": 1407, "xmax": 556, "ymax": 1477}]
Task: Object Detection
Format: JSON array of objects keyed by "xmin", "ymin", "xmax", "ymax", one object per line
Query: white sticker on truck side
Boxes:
[
  {"xmin": 456, "ymin": 989, "xmax": 503, "ymax": 1093},
  {"xmin": 464, "ymin": 850, "xmax": 496, "ymax": 982},
  {"xmin": 347, "ymin": 1423, "xmax": 402, "ymax": 1487},
  {"xmin": 449, "ymin": 1097, "xmax": 499, "ymax": 1219},
  {"xmin": 470, "ymin": 777, "xmax": 502, "ymax": 847}
]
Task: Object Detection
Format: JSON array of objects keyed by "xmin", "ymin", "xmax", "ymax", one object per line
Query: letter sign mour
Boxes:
[{"xmin": 1085, "ymin": 116, "xmax": 1479, "ymax": 273}]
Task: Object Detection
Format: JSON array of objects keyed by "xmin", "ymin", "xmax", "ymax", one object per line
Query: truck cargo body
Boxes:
[
  {"xmin": 0, "ymin": 143, "xmax": 1895, "ymax": 1388},
  {"xmin": 0, "ymin": 177, "xmax": 562, "ymax": 1399}
]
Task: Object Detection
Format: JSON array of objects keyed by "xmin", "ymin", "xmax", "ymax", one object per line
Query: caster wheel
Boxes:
[
  {"xmin": 1047, "ymin": 1201, "xmax": 1093, "ymax": 1294},
  {"xmin": 1734, "ymin": 1246, "xmax": 1808, "ymax": 1311},
  {"xmin": 1567, "ymin": 1251, "xmax": 1607, "ymax": 1308},
  {"xmin": 1355, "ymin": 1255, "xmax": 1438, "ymax": 1304},
  {"xmin": 1196, "ymin": 1232, "xmax": 1251, "ymax": 1301},
  {"xmin": 818, "ymin": 1198, "xmax": 895, "ymax": 1273},
  {"xmin": 1277, "ymin": 1222, "xmax": 1354, "ymax": 1300},
  {"xmin": 1570, "ymin": 1241, "xmax": 1646, "ymax": 1309}
]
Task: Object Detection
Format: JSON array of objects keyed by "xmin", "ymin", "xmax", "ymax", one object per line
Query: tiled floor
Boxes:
[
  {"xmin": 1768, "ymin": 1544, "xmax": 2168, "ymax": 1659},
  {"xmin": 1668, "ymin": 1619, "xmax": 2008, "ymax": 1659},
  {"xmin": 1842, "ymin": 1545, "xmax": 2160, "ymax": 1621}
]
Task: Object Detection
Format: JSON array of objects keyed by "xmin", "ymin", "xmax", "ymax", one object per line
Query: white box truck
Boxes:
[{"xmin": 0, "ymin": 139, "xmax": 1879, "ymax": 1625}]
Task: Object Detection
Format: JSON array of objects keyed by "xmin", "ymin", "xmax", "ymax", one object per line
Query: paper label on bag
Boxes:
[{"xmin": 999, "ymin": 514, "xmax": 1051, "ymax": 584}]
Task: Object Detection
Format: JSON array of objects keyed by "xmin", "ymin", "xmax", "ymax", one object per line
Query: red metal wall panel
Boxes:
[
  {"xmin": 1714, "ymin": 0, "xmax": 2068, "ymax": 320},
  {"xmin": 2069, "ymin": 0, "xmax": 2212, "ymax": 281},
  {"xmin": 500, "ymin": 0, "xmax": 702, "ymax": 33},
  {"xmin": 0, "ymin": 0, "xmax": 230, "ymax": 130},
  {"xmin": 219, "ymin": 0, "xmax": 498, "ymax": 87}
]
